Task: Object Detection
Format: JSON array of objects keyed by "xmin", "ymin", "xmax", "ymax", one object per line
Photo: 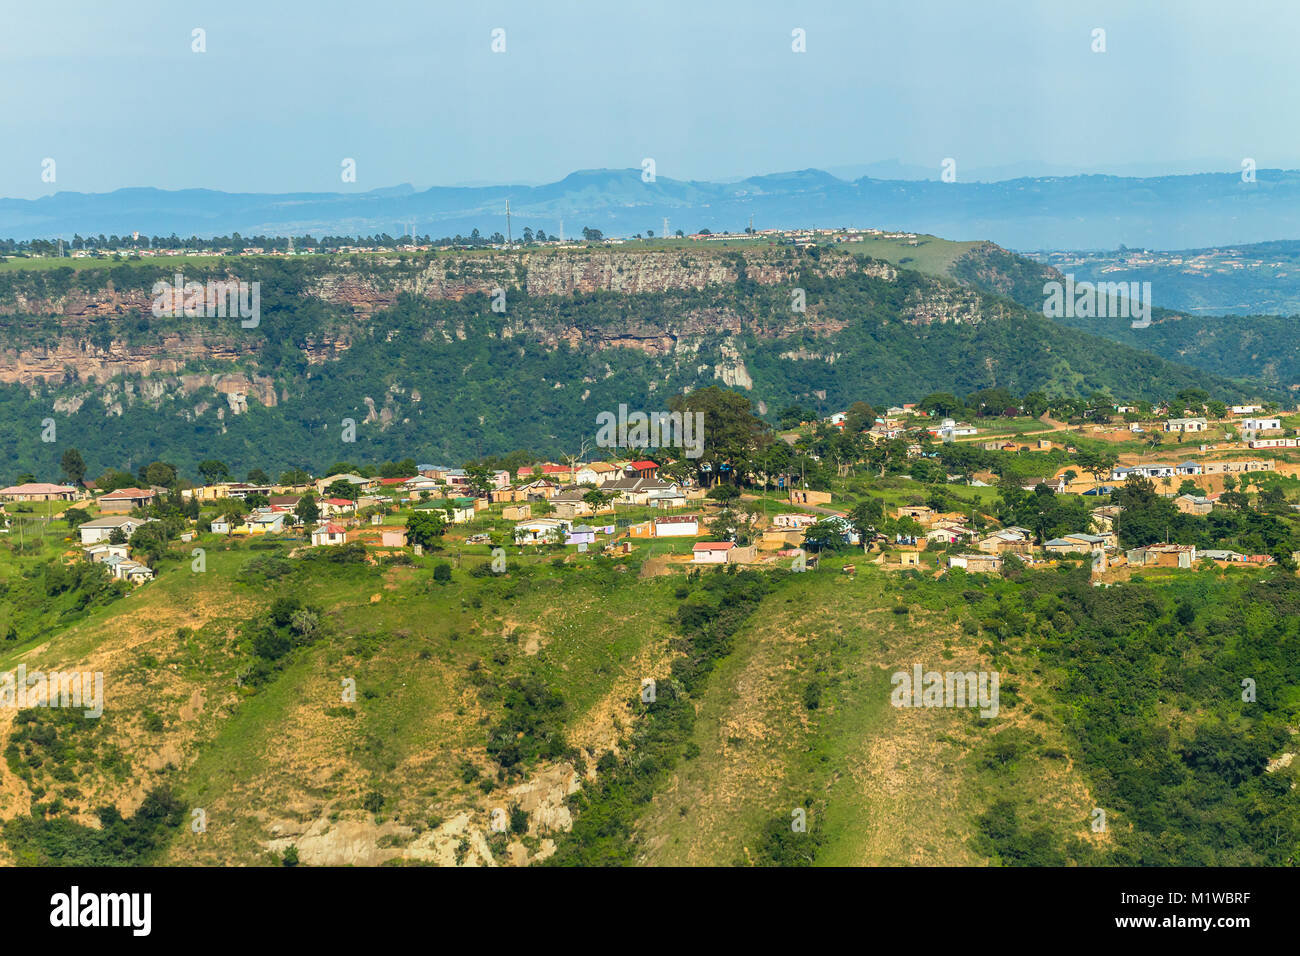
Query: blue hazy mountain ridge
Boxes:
[{"xmin": 5, "ymin": 168, "xmax": 1300, "ymax": 250}]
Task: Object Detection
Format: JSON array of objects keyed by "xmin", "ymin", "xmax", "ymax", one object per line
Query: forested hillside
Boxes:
[{"xmin": 0, "ymin": 245, "xmax": 1270, "ymax": 480}]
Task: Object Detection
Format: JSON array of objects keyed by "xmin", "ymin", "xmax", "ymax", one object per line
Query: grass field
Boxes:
[
  {"xmin": 842, "ymin": 234, "xmax": 985, "ymax": 278},
  {"xmin": 632, "ymin": 565, "xmax": 1099, "ymax": 865}
]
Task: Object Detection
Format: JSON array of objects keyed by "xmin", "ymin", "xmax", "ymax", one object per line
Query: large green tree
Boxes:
[
  {"xmin": 198, "ymin": 459, "xmax": 230, "ymax": 485},
  {"xmin": 407, "ymin": 510, "xmax": 446, "ymax": 548},
  {"xmin": 668, "ymin": 386, "xmax": 768, "ymax": 487},
  {"xmin": 60, "ymin": 448, "xmax": 86, "ymax": 486}
]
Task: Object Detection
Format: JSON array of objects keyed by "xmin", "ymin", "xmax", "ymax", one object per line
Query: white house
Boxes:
[
  {"xmin": 113, "ymin": 559, "xmax": 155, "ymax": 584},
  {"xmin": 1164, "ymin": 418, "xmax": 1208, "ymax": 433},
  {"xmin": 446, "ymin": 504, "xmax": 476, "ymax": 524},
  {"xmin": 772, "ymin": 512, "xmax": 819, "ymax": 530},
  {"xmin": 513, "ymin": 518, "xmax": 570, "ymax": 543},
  {"xmin": 925, "ymin": 522, "xmax": 977, "ymax": 544},
  {"xmin": 692, "ymin": 541, "xmax": 734, "ymax": 564},
  {"xmin": 946, "ymin": 553, "xmax": 1004, "ymax": 574},
  {"xmin": 653, "ymin": 515, "xmax": 700, "ymax": 537},
  {"xmin": 82, "ymin": 542, "xmax": 130, "ymax": 562},
  {"xmin": 100, "ymin": 555, "xmax": 154, "ymax": 584},
  {"xmin": 320, "ymin": 497, "xmax": 357, "ymax": 517},
  {"xmin": 311, "ymin": 523, "xmax": 347, "ymax": 547},
  {"xmin": 402, "ymin": 476, "xmax": 442, "ymax": 494},
  {"xmin": 78, "ymin": 515, "xmax": 151, "ymax": 544},
  {"xmin": 1112, "ymin": 464, "xmax": 1176, "ymax": 480},
  {"xmin": 1241, "ymin": 417, "xmax": 1282, "ymax": 432},
  {"xmin": 928, "ymin": 418, "xmax": 978, "ymax": 440},
  {"xmin": 314, "ymin": 473, "xmax": 376, "ymax": 496}
]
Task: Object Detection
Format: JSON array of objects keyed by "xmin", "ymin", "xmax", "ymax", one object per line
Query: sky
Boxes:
[{"xmin": 2, "ymin": 0, "xmax": 1297, "ymax": 199}]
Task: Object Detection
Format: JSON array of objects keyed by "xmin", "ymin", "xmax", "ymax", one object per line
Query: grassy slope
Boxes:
[
  {"xmin": 5, "ymin": 523, "xmax": 1288, "ymax": 866},
  {"xmin": 0, "ymin": 531, "xmax": 691, "ymax": 865},
  {"xmin": 633, "ymin": 563, "xmax": 1100, "ymax": 865},
  {"xmin": 845, "ymin": 235, "xmax": 985, "ymax": 278}
]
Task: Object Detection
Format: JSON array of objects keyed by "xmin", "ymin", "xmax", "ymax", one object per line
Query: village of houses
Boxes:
[
  {"xmin": 1, "ymin": 397, "xmax": 1299, "ymax": 586},
  {"xmin": 822, "ymin": 397, "xmax": 1300, "ymax": 576},
  {"xmin": 0, "ymin": 458, "xmax": 773, "ymax": 584}
]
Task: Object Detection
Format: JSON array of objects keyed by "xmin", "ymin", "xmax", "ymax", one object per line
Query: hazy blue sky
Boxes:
[{"xmin": 2, "ymin": 0, "xmax": 1295, "ymax": 198}]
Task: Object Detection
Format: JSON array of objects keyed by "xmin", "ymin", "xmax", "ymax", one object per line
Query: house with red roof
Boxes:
[
  {"xmin": 0, "ymin": 482, "xmax": 80, "ymax": 502},
  {"xmin": 98, "ymin": 487, "xmax": 157, "ymax": 513},
  {"xmin": 516, "ymin": 463, "xmax": 573, "ymax": 481},
  {"xmin": 692, "ymin": 541, "xmax": 734, "ymax": 564},
  {"xmin": 311, "ymin": 523, "xmax": 347, "ymax": 547}
]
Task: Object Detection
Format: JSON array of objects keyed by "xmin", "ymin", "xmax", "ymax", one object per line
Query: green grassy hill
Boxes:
[{"xmin": 3, "ymin": 510, "xmax": 1295, "ymax": 867}]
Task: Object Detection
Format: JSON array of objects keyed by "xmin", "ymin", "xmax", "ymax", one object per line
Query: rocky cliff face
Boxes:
[
  {"xmin": 297, "ymin": 247, "xmax": 886, "ymax": 314},
  {"xmin": 0, "ymin": 334, "xmax": 257, "ymax": 386},
  {"xmin": 0, "ymin": 247, "xmax": 987, "ymax": 410}
]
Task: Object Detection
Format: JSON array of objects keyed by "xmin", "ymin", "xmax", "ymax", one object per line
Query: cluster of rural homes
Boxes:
[
  {"xmin": 6, "ymin": 415, "xmax": 1296, "ymax": 586},
  {"xmin": 255, "ymin": 457, "xmax": 802, "ymax": 565},
  {"xmin": 827, "ymin": 409, "xmax": 979, "ymax": 444},
  {"xmin": 0, "ymin": 482, "xmax": 163, "ymax": 584},
  {"xmin": 1110, "ymin": 458, "xmax": 1277, "ymax": 488},
  {"xmin": 286, "ymin": 459, "xmax": 780, "ymax": 564},
  {"xmin": 884, "ymin": 502, "xmax": 1277, "ymax": 576},
  {"xmin": 825, "ymin": 397, "xmax": 1292, "ymax": 450},
  {"xmin": 508, "ymin": 465, "xmax": 768, "ymax": 563}
]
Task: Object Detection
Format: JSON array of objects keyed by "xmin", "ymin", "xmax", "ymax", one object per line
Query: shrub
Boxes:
[{"xmin": 802, "ymin": 680, "xmax": 822, "ymax": 710}]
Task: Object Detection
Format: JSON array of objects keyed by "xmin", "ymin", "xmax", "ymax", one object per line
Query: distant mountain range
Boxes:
[{"xmin": 6, "ymin": 167, "xmax": 1300, "ymax": 251}]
